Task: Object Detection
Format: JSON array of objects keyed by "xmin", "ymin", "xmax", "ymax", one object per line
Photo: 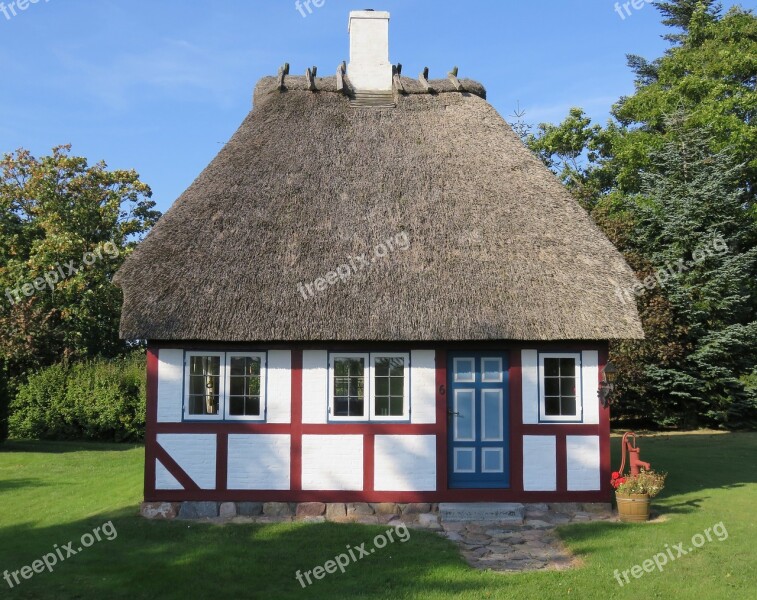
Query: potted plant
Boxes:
[{"xmin": 611, "ymin": 469, "xmax": 667, "ymax": 522}]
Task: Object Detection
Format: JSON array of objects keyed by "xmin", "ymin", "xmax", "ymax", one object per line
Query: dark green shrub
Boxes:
[{"xmin": 9, "ymin": 352, "xmax": 146, "ymax": 442}]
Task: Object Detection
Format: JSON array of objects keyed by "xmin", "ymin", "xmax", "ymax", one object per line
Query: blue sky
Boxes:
[{"xmin": 1, "ymin": 0, "xmax": 754, "ymax": 214}]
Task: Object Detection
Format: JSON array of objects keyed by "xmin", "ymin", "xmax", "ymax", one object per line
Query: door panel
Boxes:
[{"xmin": 448, "ymin": 353, "xmax": 510, "ymax": 489}]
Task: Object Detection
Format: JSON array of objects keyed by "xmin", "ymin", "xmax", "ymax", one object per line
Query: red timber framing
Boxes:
[{"xmin": 144, "ymin": 342, "xmax": 612, "ymax": 504}]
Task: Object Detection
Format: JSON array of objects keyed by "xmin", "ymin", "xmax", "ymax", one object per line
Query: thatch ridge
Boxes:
[{"xmin": 115, "ymin": 74, "xmax": 644, "ymax": 342}]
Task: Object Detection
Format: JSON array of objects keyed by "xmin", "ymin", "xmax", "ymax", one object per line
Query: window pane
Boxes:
[
  {"xmin": 454, "ymin": 390, "xmax": 475, "ymax": 441},
  {"xmin": 482, "ymin": 358, "xmax": 502, "ymax": 381},
  {"xmin": 333, "ymin": 357, "xmax": 366, "ymax": 418},
  {"xmin": 375, "ymin": 358, "xmax": 390, "ymax": 377},
  {"xmin": 229, "ymin": 396, "xmax": 244, "ymax": 416},
  {"xmin": 375, "ymin": 377, "xmax": 389, "ymax": 396},
  {"xmin": 189, "ymin": 376, "xmax": 205, "ymax": 396},
  {"xmin": 561, "ymin": 396, "xmax": 577, "ymax": 416},
  {"xmin": 389, "ymin": 377, "xmax": 404, "ymax": 396},
  {"xmin": 350, "ymin": 398, "xmax": 364, "ymax": 416},
  {"xmin": 454, "ymin": 358, "xmax": 474, "ymax": 381},
  {"xmin": 561, "ymin": 377, "xmax": 576, "ymax": 396},
  {"xmin": 246, "ymin": 396, "xmax": 261, "ymax": 416},
  {"xmin": 388, "ymin": 358, "xmax": 404, "ymax": 377},
  {"xmin": 389, "ymin": 396, "xmax": 403, "ymax": 416},
  {"xmin": 482, "ymin": 390, "xmax": 503, "ymax": 441},
  {"xmin": 348, "ymin": 377, "xmax": 364, "ymax": 398},
  {"xmin": 544, "ymin": 358, "xmax": 560, "ymax": 377},
  {"xmin": 335, "ymin": 358, "xmax": 364, "ymax": 376},
  {"xmin": 560, "ymin": 358, "xmax": 575, "ymax": 375},
  {"xmin": 334, "ymin": 360, "xmax": 348, "ymax": 377},
  {"xmin": 188, "ymin": 396, "xmax": 204, "ymax": 415},
  {"xmin": 544, "ymin": 378, "xmax": 559, "ymax": 396},
  {"xmin": 375, "ymin": 397, "xmax": 390, "ymax": 416},
  {"xmin": 229, "ymin": 376, "xmax": 246, "ymax": 397},
  {"xmin": 545, "ymin": 396, "xmax": 560, "ymax": 416},
  {"xmin": 334, "ymin": 397, "xmax": 349, "ymax": 416},
  {"xmin": 334, "ymin": 377, "xmax": 349, "ymax": 397},
  {"xmin": 230, "ymin": 357, "xmax": 247, "ymax": 377},
  {"xmin": 190, "ymin": 356, "xmax": 220, "ymax": 376}
]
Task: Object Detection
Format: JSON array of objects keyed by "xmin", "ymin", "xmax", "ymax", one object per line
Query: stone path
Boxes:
[{"xmin": 434, "ymin": 504, "xmax": 617, "ymax": 573}]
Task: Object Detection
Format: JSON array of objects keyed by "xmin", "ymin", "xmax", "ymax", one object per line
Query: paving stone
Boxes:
[
  {"xmin": 418, "ymin": 513, "xmax": 440, "ymax": 527},
  {"xmin": 484, "ymin": 529, "xmax": 511, "ymax": 538},
  {"xmin": 325, "ymin": 503, "xmax": 347, "ymax": 520},
  {"xmin": 548, "ymin": 502, "xmax": 581, "ymax": 514},
  {"xmin": 525, "ymin": 511, "xmax": 548, "ymax": 520},
  {"xmin": 371, "ymin": 503, "xmax": 401, "ymax": 515},
  {"xmin": 440, "ymin": 503, "xmax": 525, "ymax": 523},
  {"xmin": 347, "ymin": 502, "xmax": 375, "ymax": 516},
  {"xmin": 140, "ymin": 502, "xmax": 180, "ymax": 520},
  {"xmin": 550, "ymin": 514, "xmax": 572, "ymax": 524},
  {"xmin": 237, "ymin": 502, "xmax": 263, "ymax": 516},
  {"xmin": 263, "ymin": 502, "xmax": 293, "ymax": 517},
  {"xmin": 296, "ymin": 502, "xmax": 326, "ymax": 518},
  {"xmin": 526, "ymin": 520, "xmax": 553, "ymax": 529},
  {"xmin": 403, "ymin": 503, "xmax": 432, "ymax": 515},
  {"xmin": 178, "ymin": 502, "xmax": 219, "ymax": 519}
]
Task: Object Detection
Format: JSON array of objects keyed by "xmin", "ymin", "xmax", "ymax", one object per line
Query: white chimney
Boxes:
[{"xmin": 348, "ymin": 10, "xmax": 392, "ymax": 92}]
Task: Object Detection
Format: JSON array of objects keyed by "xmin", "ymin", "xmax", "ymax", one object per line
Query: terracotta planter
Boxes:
[{"xmin": 615, "ymin": 493, "xmax": 651, "ymax": 522}]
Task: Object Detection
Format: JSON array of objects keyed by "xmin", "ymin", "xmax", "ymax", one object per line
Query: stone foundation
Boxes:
[{"xmin": 140, "ymin": 501, "xmax": 611, "ymax": 523}]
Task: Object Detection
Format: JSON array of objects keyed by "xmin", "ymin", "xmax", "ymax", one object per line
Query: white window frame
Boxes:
[
  {"xmin": 328, "ymin": 352, "xmax": 411, "ymax": 422},
  {"xmin": 329, "ymin": 353, "xmax": 370, "ymax": 422},
  {"xmin": 224, "ymin": 352, "xmax": 267, "ymax": 422},
  {"xmin": 369, "ymin": 352, "xmax": 411, "ymax": 421},
  {"xmin": 538, "ymin": 352, "xmax": 583, "ymax": 423},
  {"xmin": 183, "ymin": 351, "xmax": 267, "ymax": 422}
]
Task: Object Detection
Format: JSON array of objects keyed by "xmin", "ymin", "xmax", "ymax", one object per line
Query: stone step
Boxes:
[{"xmin": 439, "ymin": 503, "xmax": 525, "ymax": 523}]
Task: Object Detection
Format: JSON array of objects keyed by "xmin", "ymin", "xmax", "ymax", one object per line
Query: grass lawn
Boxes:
[{"xmin": 1, "ymin": 433, "xmax": 755, "ymax": 599}]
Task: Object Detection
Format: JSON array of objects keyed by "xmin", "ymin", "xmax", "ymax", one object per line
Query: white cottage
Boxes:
[{"xmin": 115, "ymin": 10, "xmax": 644, "ymax": 512}]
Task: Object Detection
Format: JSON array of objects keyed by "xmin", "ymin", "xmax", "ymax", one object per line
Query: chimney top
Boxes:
[{"xmin": 347, "ymin": 10, "xmax": 392, "ymax": 92}]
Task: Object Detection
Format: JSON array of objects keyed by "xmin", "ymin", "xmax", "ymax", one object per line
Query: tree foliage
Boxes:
[
  {"xmin": 0, "ymin": 146, "xmax": 160, "ymax": 441},
  {"xmin": 525, "ymin": 1, "xmax": 757, "ymax": 428}
]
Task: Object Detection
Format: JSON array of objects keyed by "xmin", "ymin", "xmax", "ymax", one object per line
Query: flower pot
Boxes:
[{"xmin": 615, "ymin": 493, "xmax": 651, "ymax": 522}]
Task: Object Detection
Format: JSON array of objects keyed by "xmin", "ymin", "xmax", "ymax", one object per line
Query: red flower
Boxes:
[{"xmin": 611, "ymin": 471, "xmax": 620, "ymax": 480}]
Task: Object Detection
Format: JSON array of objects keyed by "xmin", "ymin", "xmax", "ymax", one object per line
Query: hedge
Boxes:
[{"xmin": 9, "ymin": 352, "xmax": 146, "ymax": 442}]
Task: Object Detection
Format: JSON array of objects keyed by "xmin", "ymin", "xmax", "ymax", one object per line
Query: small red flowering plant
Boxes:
[{"xmin": 611, "ymin": 469, "xmax": 667, "ymax": 497}]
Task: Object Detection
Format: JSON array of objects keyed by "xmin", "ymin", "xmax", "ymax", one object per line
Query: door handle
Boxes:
[{"xmin": 447, "ymin": 410, "xmax": 460, "ymax": 417}]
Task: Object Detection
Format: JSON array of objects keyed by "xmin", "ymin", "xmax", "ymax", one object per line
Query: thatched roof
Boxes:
[{"xmin": 115, "ymin": 74, "xmax": 644, "ymax": 342}]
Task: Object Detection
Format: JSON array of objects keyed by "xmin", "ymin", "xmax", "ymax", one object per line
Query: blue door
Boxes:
[{"xmin": 447, "ymin": 353, "xmax": 510, "ymax": 489}]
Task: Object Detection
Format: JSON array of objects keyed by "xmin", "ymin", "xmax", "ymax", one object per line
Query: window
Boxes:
[
  {"xmin": 184, "ymin": 352, "xmax": 266, "ymax": 421},
  {"xmin": 332, "ymin": 354, "xmax": 367, "ymax": 419},
  {"xmin": 371, "ymin": 354, "xmax": 408, "ymax": 419},
  {"xmin": 539, "ymin": 353, "xmax": 582, "ymax": 422},
  {"xmin": 329, "ymin": 353, "xmax": 410, "ymax": 421}
]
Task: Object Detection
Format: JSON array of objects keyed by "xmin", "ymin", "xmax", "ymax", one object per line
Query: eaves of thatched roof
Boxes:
[{"xmin": 114, "ymin": 74, "xmax": 644, "ymax": 342}]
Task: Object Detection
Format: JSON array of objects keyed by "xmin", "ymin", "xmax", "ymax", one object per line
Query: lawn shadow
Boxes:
[
  {"xmin": 0, "ymin": 513, "xmax": 516, "ymax": 600},
  {"xmin": 0, "ymin": 478, "xmax": 47, "ymax": 493},
  {"xmin": 1, "ymin": 440, "xmax": 142, "ymax": 454}
]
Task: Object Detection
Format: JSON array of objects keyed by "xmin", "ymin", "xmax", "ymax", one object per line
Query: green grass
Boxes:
[{"xmin": 1, "ymin": 433, "xmax": 755, "ymax": 599}]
